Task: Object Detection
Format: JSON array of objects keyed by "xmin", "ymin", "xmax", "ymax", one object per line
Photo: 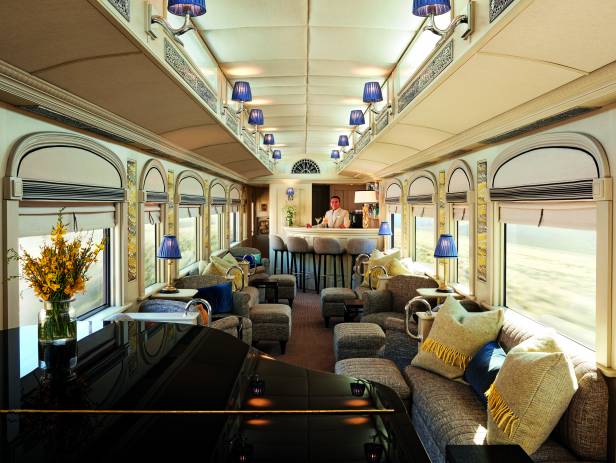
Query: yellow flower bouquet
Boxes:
[{"xmin": 13, "ymin": 213, "xmax": 105, "ymax": 343}]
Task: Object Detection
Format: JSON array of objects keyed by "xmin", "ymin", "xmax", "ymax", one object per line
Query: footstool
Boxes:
[
  {"xmin": 335, "ymin": 357, "xmax": 410, "ymax": 400},
  {"xmin": 321, "ymin": 287, "xmax": 359, "ymax": 327},
  {"xmin": 333, "ymin": 322, "xmax": 385, "ymax": 361},
  {"xmin": 250, "ymin": 304, "xmax": 292, "ymax": 354},
  {"xmin": 266, "ymin": 274, "xmax": 296, "ymax": 306}
]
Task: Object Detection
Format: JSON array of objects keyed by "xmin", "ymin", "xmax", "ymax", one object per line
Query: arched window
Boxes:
[
  {"xmin": 291, "ymin": 159, "xmax": 320, "ymax": 174},
  {"xmin": 406, "ymin": 171, "xmax": 437, "ymax": 272},
  {"xmin": 446, "ymin": 160, "xmax": 474, "ymax": 293},
  {"xmin": 210, "ymin": 182, "xmax": 227, "ymax": 252},
  {"xmin": 229, "ymin": 186, "xmax": 241, "ymax": 244},
  {"xmin": 490, "ymin": 132, "xmax": 610, "ymax": 350},
  {"xmin": 5, "ymin": 132, "xmax": 126, "ymax": 324},
  {"xmin": 140, "ymin": 160, "xmax": 168, "ymax": 291},
  {"xmin": 176, "ymin": 171, "xmax": 206, "ymax": 271},
  {"xmin": 384, "ymin": 181, "xmax": 403, "ymax": 250}
]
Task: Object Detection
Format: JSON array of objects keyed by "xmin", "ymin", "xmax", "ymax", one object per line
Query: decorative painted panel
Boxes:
[
  {"xmin": 490, "ymin": 0, "xmax": 515, "ymax": 23},
  {"xmin": 476, "ymin": 160, "xmax": 488, "ymax": 282},
  {"xmin": 225, "ymin": 111, "xmax": 239, "ymax": 134},
  {"xmin": 355, "ymin": 130, "xmax": 371, "ymax": 153},
  {"xmin": 164, "ymin": 39, "xmax": 218, "ymax": 113},
  {"xmin": 438, "ymin": 171, "xmax": 446, "ymax": 235},
  {"xmin": 107, "ymin": 0, "xmax": 130, "ymax": 21},
  {"xmin": 398, "ymin": 41, "xmax": 454, "ymax": 112},
  {"xmin": 127, "ymin": 159, "xmax": 138, "ymax": 282},
  {"xmin": 375, "ymin": 111, "xmax": 389, "ymax": 135},
  {"xmin": 242, "ymin": 131, "xmax": 256, "ymax": 152},
  {"xmin": 167, "ymin": 171, "xmax": 175, "ymax": 234}
]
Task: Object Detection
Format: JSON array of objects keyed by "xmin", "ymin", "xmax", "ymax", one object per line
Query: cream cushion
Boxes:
[
  {"xmin": 486, "ymin": 334, "xmax": 578, "ymax": 455},
  {"xmin": 388, "ymin": 258, "xmax": 414, "ymax": 277},
  {"xmin": 411, "ymin": 296, "xmax": 504, "ymax": 380},
  {"xmin": 361, "ymin": 249, "xmax": 401, "ymax": 287},
  {"xmin": 210, "ymin": 255, "xmax": 243, "ymax": 289}
]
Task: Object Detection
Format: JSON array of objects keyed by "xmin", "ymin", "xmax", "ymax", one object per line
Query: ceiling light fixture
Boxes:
[
  {"xmin": 146, "ymin": 0, "xmax": 206, "ymax": 46},
  {"xmin": 412, "ymin": 0, "xmax": 474, "ymax": 39}
]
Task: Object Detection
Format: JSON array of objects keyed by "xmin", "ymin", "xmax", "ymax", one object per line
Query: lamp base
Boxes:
[
  {"xmin": 159, "ymin": 285, "xmax": 179, "ymax": 294},
  {"xmin": 435, "ymin": 287, "xmax": 454, "ymax": 293}
]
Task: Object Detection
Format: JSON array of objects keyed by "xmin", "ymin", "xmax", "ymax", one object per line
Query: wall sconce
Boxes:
[
  {"xmin": 244, "ymin": 108, "xmax": 264, "ymax": 135},
  {"xmin": 338, "ymin": 135, "xmax": 350, "ymax": 153},
  {"xmin": 350, "ymin": 110, "xmax": 366, "ymax": 127},
  {"xmin": 363, "ymin": 82, "xmax": 383, "ymax": 115},
  {"xmin": 286, "ymin": 187, "xmax": 295, "ymax": 201},
  {"xmin": 412, "ymin": 0, "xmax": 474, "ymax": 39},
  {"xmin": 263, "ymin": 133, "xmax": 275, "ymax": 147},
  {"xmin": 232, "ymin": 81, "xmax": 253, "ymax": 114},
  {"xmin": 272, "ymin": 149, "xmax": 282, "ymax": 162},
  {"xmin": 331, "ymin": 150, "xmax": 341, "ymax": 164},
  {"xmin": 146, "ymin": 0, "xmax": 206, "ymax": 46}
]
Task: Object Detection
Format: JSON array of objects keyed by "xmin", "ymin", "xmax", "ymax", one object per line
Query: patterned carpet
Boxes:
[{"xmin": 256, "ymin": 290, "xmax": 336, "ymax": 373}]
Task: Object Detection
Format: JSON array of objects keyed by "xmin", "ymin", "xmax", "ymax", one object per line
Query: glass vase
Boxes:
[{"xmin": 38, "ymin": 299, "xmax": 78, "ymax": 376}]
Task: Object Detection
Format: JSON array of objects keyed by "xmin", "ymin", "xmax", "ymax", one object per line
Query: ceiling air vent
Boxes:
[
  {"xmin": 20, "ymin": 105, "xmax": 134, "ymax": 145},
  {"xmin": 481, "ymin": 107, "xmax": 598, "ymax": 145},
  {"xmin": 291, "ymin": 159, "xmax": 320, "ymax": 174}
]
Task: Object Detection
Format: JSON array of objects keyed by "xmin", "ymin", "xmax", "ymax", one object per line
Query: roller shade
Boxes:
[
  {"xmin": 178, "ymin": 206, "xmax": 200, "ymax": 219},
  {"xmin": 499, "ymin": 202, "xmax": 595, "ymax": 230},
  {"xmin": 145, "ymin": 204, "xmax": 161, "ymax": 225},
  {"xmin": 19, "ymin": 205, "xmax": 116, "ymax": 237},
  {"xmin": 230, "ymin": 204, "xmax": 240, "ymax": 213},
  {"xmin": 387, "ymin": 204, "xmax": 400, "ymax": 214},
  {"xmin": 453, "ymin": 205, "xmax": 469, "ymax": 221},
  {"xmin": 412, "ymin": 206, "xmax": 435, "ymax": 218}
]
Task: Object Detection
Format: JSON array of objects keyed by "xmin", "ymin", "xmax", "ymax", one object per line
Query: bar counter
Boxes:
[{"xmin": 283, "ymin": 226, "xmax": 383, "ymax": 250}]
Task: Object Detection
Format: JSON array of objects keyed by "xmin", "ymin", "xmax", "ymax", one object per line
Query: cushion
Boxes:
[
  {"xmin": 202, "ymin": 261, "xmax": 223, "ymax": 276},
  {"xmin": 361, "ymin": 312, "xmax": 405, "ymax": 329},
  {"xmin": 486, "ymin": 334, "xmax": 578, "ymax": 455},
  {"xmin": 210, "ymin": 255, "xmax": 243, "ymax": 289},
  {"xmin": 388, "ymin": 258, "xmax": 414, "ymax": 277},
  {"xmin": 361, "ymin": 249, "xmax": 401, "ymax": 287},
  {"xmin": 250, "ymin": 304, "xmax": 291, "ymax": 324},
  {"xmin": 196, "ymin": 282, "xmax": 233, "ymax": 315},
  {"xmin": 335, "ymin": 358, "xmax": 410, "ymax": 400},
  {"xmin": 463, "ymin": 341, "xmax": 506, "ymax": 407},
  {"xmin": 411, "ymin": 296, "xmax": 504, "ymax": 380}
]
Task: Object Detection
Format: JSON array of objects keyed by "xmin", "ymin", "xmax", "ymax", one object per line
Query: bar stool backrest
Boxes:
[
  {"xmin": 346, "ymin": 238, "xmax": 376, "ymax": 256},
  {"xmin": 271, "ymin": 234, "xmax": 286, "ymax": 251},
  {"xmin": 287, "ymin": 236, "xmax": 310, "ymax": 253},
  {"xmin": 313, "ymin": 237, "xmax": 344, "ymax": 255}
]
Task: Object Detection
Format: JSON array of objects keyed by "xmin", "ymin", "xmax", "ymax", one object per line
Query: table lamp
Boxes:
[
  {"xmin": 378, "ymin": 221, "xmax": 392, "ymax": 251},
  {"xmin": 434, "ymin": 234, "xmax": 457, "ymax": 293},
  {"xmin": 157, "ymin": 235, "xmax": 182, "ymax": 294},
  {"xmin": 354, "ymin": 190, "xmax": 378, "ymax": 229}
]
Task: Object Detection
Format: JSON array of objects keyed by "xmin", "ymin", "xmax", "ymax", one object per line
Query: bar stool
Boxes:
[
  {"xmin": 287, "ymin": 236, "xmax": 316, "ymax": 292},
  {"xmin": 271, "ymin": 234, "xmax": 289, "ymax": 274},
  {"xmin": 313, "ymin": 237, "xmax": 345, "ymax": 291},
  {"xmin": 346, "ymin": 238, "xmax": 377, "ymax": 289}
]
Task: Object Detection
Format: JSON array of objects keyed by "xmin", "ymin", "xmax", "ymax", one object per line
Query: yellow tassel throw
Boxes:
[
  {"xmin": 485, "ymin": 383, "xmax": 519, "ymax": 438},
  {"xmin": 421, "ymin": 338, "xmax": 470, "ymax": 369}
]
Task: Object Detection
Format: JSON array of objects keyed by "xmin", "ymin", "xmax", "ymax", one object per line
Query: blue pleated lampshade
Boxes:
[
  {"xmin": 349, "ymin": 110, "xmax": 366, "ymax": 126},
  {"xmin": 248, "ymin": 108, "xmax": 264, "ymax": 126},
  {"xmin": 157, "ymin": 235, "xmax": 182, "ymax": 259},
  {"xmin": 232, "ymin": 81, "xmax": 252, "ymax": 102},
  {"xmin": 434, "ymin": 234, "xmax": 457, "ymax": 258},
  {"xmin": 331, "ymin": 150, "xmax": 340, "ymax": 160},
  {"xmin": 412, "ymin": 0, "xmax": 451, "ymax": 17},
  {"xmin": 272, "ymin": 149, "xmax": 282, "ymax": 160},
  {"xmin": 263, "ymin": 133, "xmax": 275, "ymax": 145},
  {"xmin": 378, "ymin": 221, "xmax": 392, "ymax": 236},
  {"xmin": 167, "ymin": 0, "xmax": 206, "ymax": 17},
  {"xmin": 338, "ymin": 135, "xmax": 349, "ymax": 147},
  {"xmin": 363, "ymin": 82, "xmax": 383, "ymax": 103}
]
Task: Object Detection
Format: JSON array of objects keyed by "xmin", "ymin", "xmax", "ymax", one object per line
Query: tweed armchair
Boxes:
[
  {"xmin": 229, "ymin": 245, "xmax": 269, "ymax": 274},
  {"xmin": 360, "ymin": 274, "xmax": 439, "ymax": 328}
]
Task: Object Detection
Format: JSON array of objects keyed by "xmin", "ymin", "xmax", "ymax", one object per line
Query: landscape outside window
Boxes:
[
  {"xmin": 144, "ymin": 223, "xmax": 157, "ymax": 288},
  {"xmin": 210, "ymin": 213, "xmax": 221, "ymax": 252},
  {"xmin": 506, "ymin": 223, "xmax": 596, "ymax": 348},
  {"xmin": 179, "ymin": 216, "xmax": 198, "ymax": 269},
  {"xmin": 19, "ymin": 229, "xmax": 107, "ymax": 325},
  {"xmin": 456, "ymin": 220, "xmax": 470, "ymax": 292},
  {"xmin": 391, "ymin": 213, "xmax": 402, "ymax": 249},
  {"xmin": 415, "ymin": 216, "xmax": 435, "ymax": 271}
]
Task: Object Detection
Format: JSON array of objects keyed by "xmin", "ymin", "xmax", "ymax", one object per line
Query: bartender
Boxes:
[{"xmin": 310, "ymin": 195, "xmax": 350, "ymax": 228}]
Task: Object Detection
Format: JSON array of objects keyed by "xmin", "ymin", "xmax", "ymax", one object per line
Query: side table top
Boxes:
[
  {"xmin": 417, "ymin": 287, "xmax": 465, "ymax": 299},
  {"xmin": 446, "ymin": 445, "xmax": 533, "ymax": 463}
]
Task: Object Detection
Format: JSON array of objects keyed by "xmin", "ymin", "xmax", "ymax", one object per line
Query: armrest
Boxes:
[
  {"xmin": 231, "ymin": 291, "xmax": 252, "ymax": 317},
  {"xmin": 361, "ymin": 290, "xmax": 393, "ymax": 315}
]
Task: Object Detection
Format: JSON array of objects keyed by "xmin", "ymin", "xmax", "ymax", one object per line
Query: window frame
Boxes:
[
  {"xmin": 412, "ymin": 212, "xmax": 436, "ymax": 274},
  {"xmin": 178, "ymin": 213, "xmax": 199, "ymax": 271},
  {"xmin": 452, "ymin": 215, "xmax": 471, "ymax": 295},
  {"xmin": 76, "ymin": 228, "xmax": 112, "ymax": 320}
]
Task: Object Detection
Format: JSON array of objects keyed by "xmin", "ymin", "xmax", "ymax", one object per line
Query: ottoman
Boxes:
[
  {"xmin": 251, "ymin": 304, "xmax": 292, "ymax": 354},
  {"xmin": 320, "ymin": 287, "xmax": 358, "ymax": 327},
  {"xmin": 267, "ymin": 274, "xmax": 296, "ymax": 306},
  {"xmin": 333, "ymin": 322, "xmax": 385, "ymax": 361},
  {"xmin": 335, "ymin": 357, "xmax": 410, "ymax": 400}
]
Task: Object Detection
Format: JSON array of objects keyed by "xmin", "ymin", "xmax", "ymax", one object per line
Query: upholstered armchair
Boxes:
[
  {"xmin": 360, "ymin": 274, "xmax": 439, "ymax": 328},
  {"xmin": 228, "ymin": 245, "xmax": 269, "ymax": 274}
]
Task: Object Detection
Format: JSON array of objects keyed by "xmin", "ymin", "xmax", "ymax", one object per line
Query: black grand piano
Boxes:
[{"xmin": 0, "ymin": 321, "xmax": 430, "ymax": 462}]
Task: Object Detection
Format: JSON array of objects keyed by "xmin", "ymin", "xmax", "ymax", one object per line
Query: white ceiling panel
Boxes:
[
  {"xmin": 194, "ymin": 0, "xmax": 307, "ymax": 29},
  {"xmin": 309, "ymin": 59, "xmax": 390, "ymax": 78},
  {"xmin": 222, "ymin": 60, "xmax": 307, "ymax": 78},
  {"xmin": 380, "ymin": 124, "xmax": 453, "ymax": 151},
  {"xmin": 249, "ymin": 76, "xmax": 308, "ymax": 87},
  {"xmin": 310, "ymin": 0, "xmax": 423, "ymax": 30}
]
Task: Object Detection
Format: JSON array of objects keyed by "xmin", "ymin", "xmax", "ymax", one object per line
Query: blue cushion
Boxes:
[
  {"xmin": 464, "ymin": 341, "xmax": 506, "ymax": 407},
  {"xmin": 196, "ymin": 282, "xmax": 233, "ymax": 315}
]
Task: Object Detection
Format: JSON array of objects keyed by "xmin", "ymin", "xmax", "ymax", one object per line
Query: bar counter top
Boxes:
[{"xmin": 283, "ymin": 226, "xmax": 383, "ymax": 249}]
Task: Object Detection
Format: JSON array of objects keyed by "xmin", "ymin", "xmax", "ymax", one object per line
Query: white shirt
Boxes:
[{"xmin": 319, "ymin": 208, "xmax": 350, "ymax": 228}]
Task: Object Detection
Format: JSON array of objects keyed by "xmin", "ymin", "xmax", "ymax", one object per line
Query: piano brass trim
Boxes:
[{"xmin": 0, "ymin": 408, "xmax": 395, "ymax": 415}]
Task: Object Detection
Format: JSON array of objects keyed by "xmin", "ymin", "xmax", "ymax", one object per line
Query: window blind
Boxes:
[
  {"xmin": 19, "ymin": 205, "xmax": 116, "ymax": 237},
  {"xmin": 145, "ymin": 204, "xmax": 162, "ymax": 225},
  {"xmin": 178, "ymin": 206, "xmax": 200, "ymax": 219},
  {"xmin": 499, "ymin": 201, "xmax": 596, "ymax": 230},
  {"xmin": 412, "ymin": 206, "xmax": 435, "ymax": 218},
  {"xmin": 453, "ymin": 205, "xmax": 469, "ymax": 221}
]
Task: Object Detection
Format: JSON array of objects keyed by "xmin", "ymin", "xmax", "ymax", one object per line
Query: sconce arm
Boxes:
[
  {"xmin": 147, "ymin": 6, "xmax": 194, "ymax": 46},
  {"xmin": 423, "ymin": 2, "xmax": 473, "ymax": 39}
]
